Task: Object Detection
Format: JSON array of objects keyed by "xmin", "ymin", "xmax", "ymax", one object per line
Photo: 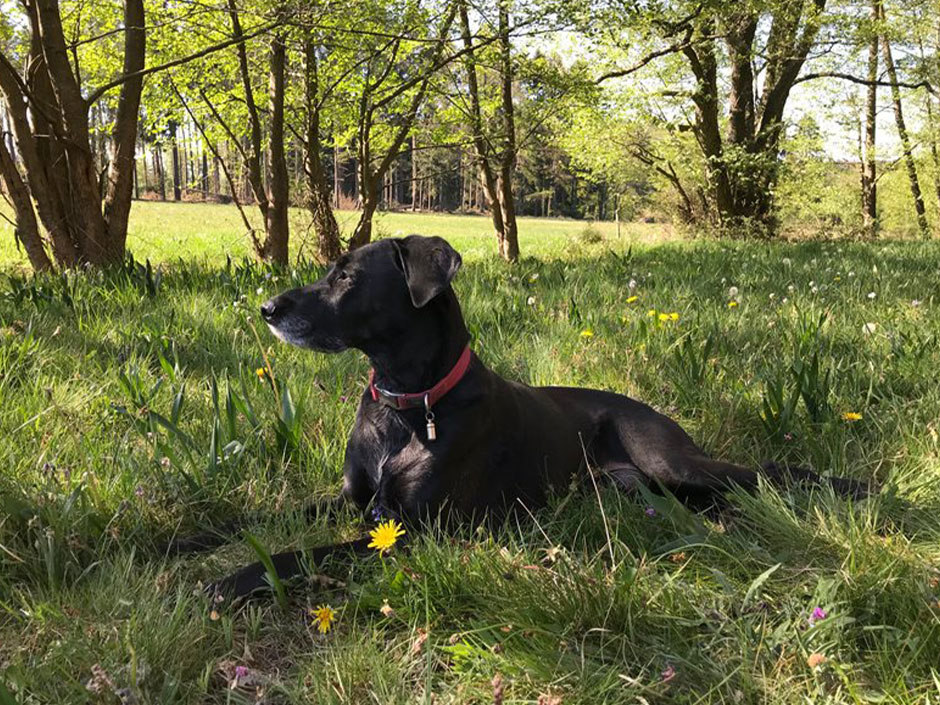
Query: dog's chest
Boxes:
[{"xmin": 359, "ymin": 408, "xmax": 436, "ymax": 508}]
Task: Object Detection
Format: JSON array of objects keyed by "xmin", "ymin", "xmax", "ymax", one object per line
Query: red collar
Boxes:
[{"xmin": 369, "ymin": 345, "xmax": 472, "ymax": 411}]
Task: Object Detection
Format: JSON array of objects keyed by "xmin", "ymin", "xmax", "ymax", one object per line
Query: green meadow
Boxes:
[{"xmin": 1, "ymin": 202, "xmax": 940, "ymax": 703}]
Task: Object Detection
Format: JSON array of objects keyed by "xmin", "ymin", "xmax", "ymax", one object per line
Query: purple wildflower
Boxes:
[
  {"xmin": 660, "ymin": 664, "xmax": 676, "ymax": 682},
  {"xmin": 645, "ymin": 507, "xmax": 656, "ymax": 517},
  {"xmin": 808, "ymin": 606, "xmax": 828, "ymax": 626}
]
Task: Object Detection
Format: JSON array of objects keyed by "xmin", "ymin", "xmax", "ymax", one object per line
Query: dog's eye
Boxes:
[{"xmin": 337, "ymin": 271, "xmax": 349, "ymax": 281}]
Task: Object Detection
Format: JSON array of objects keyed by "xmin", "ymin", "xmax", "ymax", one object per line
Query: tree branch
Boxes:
[
  {"xmin": 595, "ymin": 41, "xmax": 695, "ymax": 84},
  {"xmin": 85, "ymin": 21, "xmax": 278, "ymax": 105},
  {"xmin": 794, "ymin": 71, "xmax": 935, "ymax": 95}
]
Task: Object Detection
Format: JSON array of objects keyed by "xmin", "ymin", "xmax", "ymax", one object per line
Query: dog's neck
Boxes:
[{"xmin": 363, "ymin": 289, "xmax": 470, "ymax": 394}]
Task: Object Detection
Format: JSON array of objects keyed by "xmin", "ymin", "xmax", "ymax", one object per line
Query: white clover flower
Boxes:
[
  {"xmin": 862, "ymin": 322, "xmax": 877, "ymax": 335},
  {"xmin": 256, "ymin": 287, "xmax": 264, "ymax": 295},
  {"xmin": 912, "ymin": 300, "xmax": 922, "ymax": 307},
  {"xmin": 526, "ymin": 296, "xmax": 536, "ymax": 306},
  {"xmin": 787, "ymin": 285, "xmax": 795, "ymax": 293},
  {"xmin": 867, "ymin": 292, "xmax": 876, "ymax": 300},
  {"xmin": 729, "ymin": 286, "xmax": 739, "ymax": 298},
  {"xmin": 782, "ymin": 257, "xmax": 792, "ymax": 266},
  {"xmin": 628, "ymin": 279, "xmax": 637, "ymax": 290}
]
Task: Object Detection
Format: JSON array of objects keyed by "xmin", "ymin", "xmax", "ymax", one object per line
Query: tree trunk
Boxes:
[
  {"xmin": 682, "ymin": 28, "xmax": 735, "ymax": 222},
  {"xmin": 263, "ymin": 26, "xmax": 289, "ymax": 264},
  {"xmin": 495, "ymin": 0, "xmax": 519, "ymax": 261},
  {"xmin": 32, "ymin": 0, "xmax": 110, "ymax": 263},
  {"xmin": 228, "ymin": 0, "xmax": 269, "ymax": 222},
  {"xmin": 333, "ymin": 138, "xmax": 341, "ymax": 208},
  {"xmin": 304, "ymin": 39, "xmax": 341, "ymax": 263},
  {"xmin": 922, "ymin": 37, "xmax": 940, "ymax": 223},
  {"xmin": 411, "ymin": 134, "xmax": 419, "ymax": 211},
  {"xmin": 665, "ymin": 3, "xmax": 826, "ymax": 235},
  {"xmin": 169, "ymin": 120, "xmax": 182, "ymax": 200},
  {"xmin": 862, "ymin": 5, "xmax": 878, "ymax": 235},
  {"xmin": 141, "ymin": 141, "xmax": 150, "ymax": 194},
  {"xmin": 0, "ymin": 0, "xmax": 145, "ymax": 268},
  {"xmin": 459, "ymin": 0, "xmax": 507, "ymax": 252},
  {"xmin": 925, "ymin": 96, "xmax": 940, "ymax": 222},
  {"xmin": 202, "ymin": 149, "xmax": 209, "ymax": 199},
  {"xmin": 0, "ymin": 137, "xmax": 53, "ymax": 271},
  {"xmin": 155, "ymin": 146, "xmax": 166, "ymax": 200},
  {"xmin": 101, "ymin": 0, "xmax": 145, "ymax": 259},
  {"xmin": 879, "ymin": 0, "xmax": 930, "ymax": 238}
]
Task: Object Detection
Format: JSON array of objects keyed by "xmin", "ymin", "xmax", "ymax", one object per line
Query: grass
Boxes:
[
  {"xmin": 2, "ymin": 203, "xmax": 940, "ymax": 703},
  {"xmin": 0, "ymin": 200, "xmax": 668, "ymax": 270}
]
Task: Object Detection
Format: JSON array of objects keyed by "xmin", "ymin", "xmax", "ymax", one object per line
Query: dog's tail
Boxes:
[{"xmin": 760, "ymin": 461, "xmax": 873, "ymax": 500}]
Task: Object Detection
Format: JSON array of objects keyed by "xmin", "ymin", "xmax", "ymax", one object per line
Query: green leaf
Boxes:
[
  {"xmin": 242, "ymin": 531, "xmax": 288, "ymax": 610},
  {"xmin": 0, "ymin": 679, "xmax": 19, "ymax": 705},
  {"xmin": 742, "ymin": 563, "xmax": 781, "ymax": 610}
]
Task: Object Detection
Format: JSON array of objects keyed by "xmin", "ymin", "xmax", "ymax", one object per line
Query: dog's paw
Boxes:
[{"xmin": 204, "ymin": 562, "xmax": 271, "ymax": 603}]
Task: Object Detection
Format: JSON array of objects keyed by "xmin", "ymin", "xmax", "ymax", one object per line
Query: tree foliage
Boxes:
[{"xmin": 2, "ymin": 0, "xmax": 940, "ymax": 271}]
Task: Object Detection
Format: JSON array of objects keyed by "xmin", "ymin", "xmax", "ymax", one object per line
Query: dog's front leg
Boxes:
[{"xmin": 206, "ymin": 536, "xmax": 372, "ymax": 601}]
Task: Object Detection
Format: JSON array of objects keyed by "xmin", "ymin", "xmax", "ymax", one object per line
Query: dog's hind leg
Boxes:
[
  {"xmin": 666, "ymin": 455, "xmax": 870, "ymax": 500},
  {"xmin": 760, "ymin": 461, "xmax": 871, "ymax": 499}
]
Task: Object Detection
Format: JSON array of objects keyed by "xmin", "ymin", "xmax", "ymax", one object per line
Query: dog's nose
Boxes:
[{"xmin": 260, "ymin": 300, "xmax": 277, "ymax": 320}]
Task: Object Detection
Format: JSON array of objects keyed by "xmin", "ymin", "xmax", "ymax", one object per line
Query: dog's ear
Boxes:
[{"xmin": 392, "ymin": 235, "xmax": 462, "ymax": 308}]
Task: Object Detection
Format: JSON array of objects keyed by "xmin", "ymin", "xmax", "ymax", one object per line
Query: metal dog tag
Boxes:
[{"xmin": 424, "ymin": 394, "xmax": 437, "ymax": 441}]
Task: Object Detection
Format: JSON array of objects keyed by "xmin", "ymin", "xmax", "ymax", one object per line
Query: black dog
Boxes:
[{"xmin": 208, "ymin": 235, "xmax": 865, "ymax": 597}]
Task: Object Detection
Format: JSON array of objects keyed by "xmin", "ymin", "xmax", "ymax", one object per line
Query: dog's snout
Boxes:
[
  {"xmin": 260, "ymin": 299, "xmax": 278, "ymax": 320},
  {"xmin": 261, "ymin": 294, "xmax": 297, "ymax": 323}
]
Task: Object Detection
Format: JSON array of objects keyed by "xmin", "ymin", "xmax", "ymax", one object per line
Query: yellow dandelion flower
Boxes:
[
  {"xmin": 626, "ymin": 295, "xmax": 639, "ymax": 304},
  {"xmin": 368, "ymin": 519, "xmax": 406, "ymax": 555},
  {"xmin": 647, "ymin": 309, "xmax": 657, "ymax": 317},
  {"xmin": 658, "ymin": 313, "xmax": 670, "ymax": 322},
  {"xmin": 255, "ymin": 367, "xmax": 267, "ymax": 379},
  {"xmin": 842, "ymin": 412, "xmax": 863, "ymax": 422},
  {"xmin": 728, "ymin": 301, "xmax": 739, "ymax": 308},
  {"xmin": 580, "ymin": 328, "xmax": 594, "ymax": 338},
  {"xmin": 310, "ymin": 604, "xmax": 336, "ymax": 634},
  {"xmin": 669, "ymin": 312, "xmax": 679, "ymax": 321}
]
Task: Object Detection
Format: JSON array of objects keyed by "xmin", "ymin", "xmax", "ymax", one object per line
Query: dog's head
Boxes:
[{"xmin": 261, "ymin": 235, "xmax": 462, "ymax": 352}]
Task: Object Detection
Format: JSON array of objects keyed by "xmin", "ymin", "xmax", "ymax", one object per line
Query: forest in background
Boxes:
[{"xmin": 3, "ymin": 0, "xmax": 940, "ymax": 270}]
